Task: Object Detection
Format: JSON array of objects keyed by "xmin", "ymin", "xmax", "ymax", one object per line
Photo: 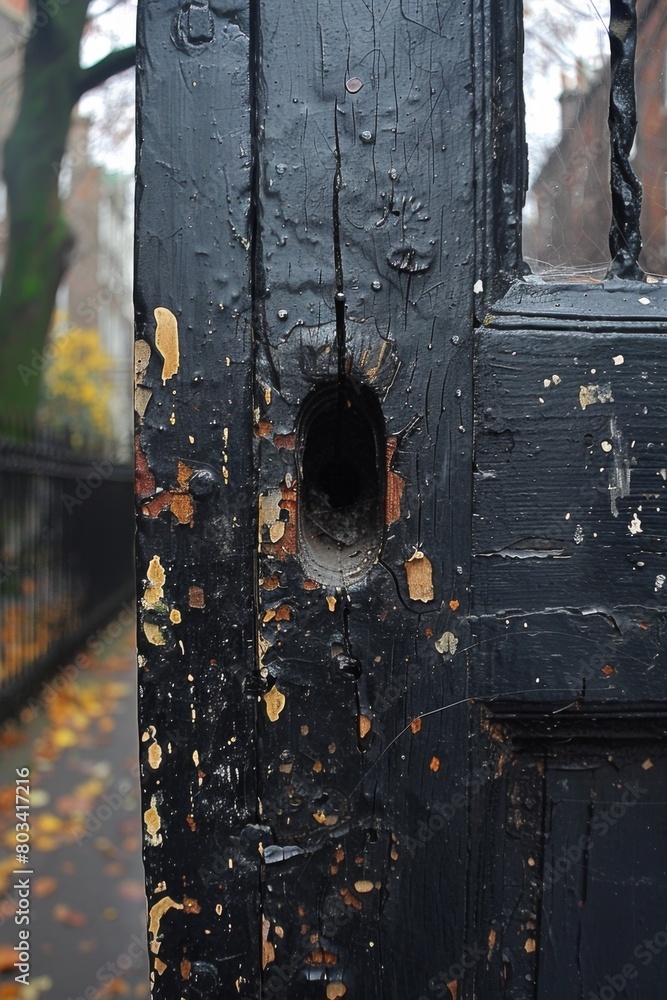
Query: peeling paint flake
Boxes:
[
  {"xmin": 263, "ymin": 684, "xmax": 286, "ymax": 722},
  {"xmin": 404, "ymin": 550, "xmax": 434, "ymax": 602},
  {"xmin": 144, "ymin": 555, "xmax": 166, "ymax": 606},
  {"xmin": 435, "ymin": 631, "xmax": 458, "ymax": 656},
  {"xmin": 628, "ymin": 512, "xmax": 643, "ymax": 535},
  {"xmin": 154, "ymin": 307, "xmax": 180, "ymax": 384},
  {"xmin": 144, "ymin": 795, "xmax": 163, "ymax": 846},
  {"xmin": 143, "ymin": 622, "xmax": 166, "ymax": 646},
  {"xmin": 579, "ymin": 383, "xmax": 613, "ymax": 410},
  {"xmin": 148, "ymin": 896, "xmax": 184, "ymax": 955}
]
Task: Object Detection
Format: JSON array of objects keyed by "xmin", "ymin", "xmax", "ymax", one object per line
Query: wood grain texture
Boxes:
[
  {"xmin": 135, "ymin": 2, "xmax": 259, "ymax": 995},
  {"xmin": 253, "ymin": 2, "xmax": 475, "ymax": 996},
  {"xmin": 135, "ymin": 0, "xmax": 667, "ymax": 996}
]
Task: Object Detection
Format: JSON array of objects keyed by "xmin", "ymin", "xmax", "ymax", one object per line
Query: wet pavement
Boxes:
[{"xmin": 0, "ymin": 609, "xmax": 150, "ymax": 1000}]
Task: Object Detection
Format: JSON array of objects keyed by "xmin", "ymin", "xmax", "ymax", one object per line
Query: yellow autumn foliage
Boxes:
[{"xmin": 39, "ymin": 327, "xmax": 114, "ymax": 446}]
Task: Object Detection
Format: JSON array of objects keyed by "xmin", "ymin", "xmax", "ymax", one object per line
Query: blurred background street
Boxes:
[{"xmin": 0, "ymin": 0, "xmax": 140, "ymax": 996}]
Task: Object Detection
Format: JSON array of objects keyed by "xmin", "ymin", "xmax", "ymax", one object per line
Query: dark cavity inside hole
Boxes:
[{"xmin": 297, "ymin": 380, "xmax": 385, "ymax": 585}]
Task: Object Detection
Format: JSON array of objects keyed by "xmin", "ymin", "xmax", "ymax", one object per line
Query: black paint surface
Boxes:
[{"xmin": 135, "ymin": 2, "xmax": 667, "ymax": 998}]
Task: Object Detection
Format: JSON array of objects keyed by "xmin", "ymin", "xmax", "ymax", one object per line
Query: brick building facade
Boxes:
[{"xmin": 523, "ymin": 0, "xmax": 667, "ymax": 277}]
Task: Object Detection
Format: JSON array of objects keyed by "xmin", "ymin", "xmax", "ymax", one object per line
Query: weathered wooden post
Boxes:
[{"xmin": 135, "ymin": 1, "xmax": 667, "ymax": 997}]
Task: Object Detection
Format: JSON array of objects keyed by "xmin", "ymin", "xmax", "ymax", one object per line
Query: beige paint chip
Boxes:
[
  {"xmin": 263, "ymin": 685, "xmax": 286, "ymax": 722},
  {"xmin": 144, "ymin": 555, "xmax": 166, "ymax": 606},
  {"xmin": 154, "ymin": 307, "xmax": 180, "ymax": 383},
  {"xmin": 404, "ymin": 550, "xmax": 434, "ymax": 602},
  {"xmin": 579, "ymin": 383, "xmax": 613, "ymax": 410},
  {"xmin": 326, "ymin": 985, "xmax": 346, "ymax": 999},
  {"xmin": 144, "ymin": 795, "xmax": 163, "ymax": 846},
  {"xmin": 143, "ymin": 622, "xmax": 166, "ymax": 646},
  {"xmin": 354, "ymin": 880, "xmax": 374, "ymax": 893},
  {"xmin": 435, "ymin": 631, "xmax": 458, "ymax": 656},
  {"xmin": 148, "ymin": 896, "xmax": 184, "ymax": 954}
]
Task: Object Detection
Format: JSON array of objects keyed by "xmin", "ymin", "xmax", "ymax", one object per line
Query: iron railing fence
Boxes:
[{"xmin": 0, "ymin": 429, "xmax": 134, "ymax": 723}]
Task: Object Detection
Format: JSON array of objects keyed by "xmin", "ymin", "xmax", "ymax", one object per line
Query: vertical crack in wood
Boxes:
[
  {"xmin": 248, "ymin": 0, "xmax": 266, "ymax": 992},
  {"xmin": 607, "ymin": 0, "xmax": 644, "ymax": 280},
  {"xmin": 332, "ymin": 102, "xmax": 347, "ymax": 388}
]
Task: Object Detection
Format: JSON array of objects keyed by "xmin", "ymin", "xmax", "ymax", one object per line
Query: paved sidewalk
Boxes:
[{"xmin": 0, "ymin": 609, "xmax": 149, "ymax": 1000}]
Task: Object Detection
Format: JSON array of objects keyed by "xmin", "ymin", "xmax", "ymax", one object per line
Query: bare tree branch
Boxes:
[{"xmin": 74, "ymin": 45, "xmax": 135, "ymax": 102}]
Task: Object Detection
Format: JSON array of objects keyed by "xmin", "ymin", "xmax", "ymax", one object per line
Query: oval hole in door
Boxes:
[{"xmin": 296, "ymin": 380, "xmax": 386, "ymax": 587}]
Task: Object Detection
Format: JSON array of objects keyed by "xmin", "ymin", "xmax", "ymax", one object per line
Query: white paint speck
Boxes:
[
  {"xmin": 628, "ymin": 513, "xmax": 643, "ymax": 535},
  {"xmin": 574, "ymin": 524, "xmax": 584, "ymax": 545},
  {"xmin": 474, "ymin": 279, "xmax": 484, "ymax": 294},
  {"xmin": 543, "ymin": 378, "xmax": 551, "ymax": 388},
  {"xmin": 601, "ymin": 440, "xmax": 612, "ymax": 453},
  {"xmin": 565, "ymin": 512, "xmax": 571, "ymax": 520},
  {"xmin": 613, "ymin": 355, "xmax": 624, "ymax": 366},
  {"xmin": 639, "ymin": 296, "xmax": 651, "ymax": 305},
  {"xmin": 552, "ymin": 374, "xmax": 561, "ymax": 385},
  {"xmin": 655, "ymin": 574, "xmax": 666, "ymax": 592}
]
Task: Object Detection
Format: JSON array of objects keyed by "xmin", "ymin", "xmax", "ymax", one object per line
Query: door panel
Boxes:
[{"xmin": 135, "ymin": 0, "xmax": 667, "ymax": 997}]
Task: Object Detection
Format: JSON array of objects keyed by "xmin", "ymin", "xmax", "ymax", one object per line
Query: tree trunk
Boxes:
[{"xmin": 0, "ymin": 1, "xmax": 134, "ymax": 423}]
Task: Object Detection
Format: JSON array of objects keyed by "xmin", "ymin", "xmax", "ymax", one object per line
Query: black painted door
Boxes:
[{"xmin": 135, "ymin": 2, "xmax": 667, "ymax": 998}]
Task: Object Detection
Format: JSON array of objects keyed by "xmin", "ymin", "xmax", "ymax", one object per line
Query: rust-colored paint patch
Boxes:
[
  {"xmin": 182, "ymin": 897, "xmax": 201, "ymax": 914},
  {"xmin": 410, "ymin": 717, "xmax": 422, "ymax": 734},
  {"xmin": 524, "ymin": 938, "xmax": 536, "ymax": 954},
  {"xmin": 359, "ymin": 715, "xmax": 372, "ymax": 739},
  {"xmin": 306, "ymin": 949, "xmax": 338, "ymax": 967},
  {"xmin": 188, "ymin": 586, "xmax": 205, "ymax": 609},
  {"xmin": 181, "ymin": 959, "xmax": 192, "ymax": 980},
  {"xmin": 262, "ymin": 916, "xmax": 275, "ymax": 969},
  {"xmin": 326, "ymin": 985, "xmax": 347, "ymax": 1000},
  {"xmin": 385, "ymin": 436, "xmax": 406, "ymax": 525},
  {"xmin": 338, "ymin": 888, "xmax": 362, "ymax": 910},
  {"xmin": 154, "ymin": 957, "xmax": 167, "ymax": 976},
  {"xmin": 273, "ymin": 432, "xmax": 296, "ymax": 450},
  {"xmin": 302, "ymin": 579, "xmax": 319, "ymax": 590},
  {"xmin": 143, "ymin": 489, "xmax": 195, "ymax": 526},
  {"xmin": 144, "ymin": 795, "xmax": 162, "ymax": 846},
  {"xmin": 263, "ymin": 604, "xmax": 292, "ymax": 623},
  {"xmin": 602, "ymin": 663, "xmax": 615, "ymax": 676},
  {"xmin": 326, "ymin": 596, "xmax": 337, "ymax": 612},
  {"xmin": 487, "ymin": 927, "xmax": 497, "ymax": 960},
  {"xmin": 135, "ymin": 436, "xmax": 156, "ymax": 497},
  {"xmin": 447, "ymin": 981, "xmax": 458, "ymax": 1000},
  {"xmin": 154, "ymin": 307, "xmax": 180, "ymax": 383},
  {"xmin": 148, "ymin": 896, "xmax": 184, "ymax": 955},
  {"xmin": 405, "ymin": 550, "xmax": 434, "ymax": 602},
  {"xmin": 255, "ymin": 420, "xmax": 273, "ymax": 438},
  {"xmin": 260, "ymin": 480, "xmax": 298, "ymax": 558},
  {"xmin": 430, "ymin": 756, "xmax": 440, "ymax": 772},
  {"xmin": 449, "ymin": 599, "xmax": 460, "ymax": 611},
  {"xmin": 262, "ymin": 575, "xmax": 281, "ymax": 591},
  {"xmin": 144, "ymin": 555, "xmax": 166, "ymax": 606},
  {"xmin": 176, "ymin": 461, "xmax": 193, "ymax": 489},
  {"xmin": 263, "ymin": 685, "xmax": 286, "ymax": 722}
]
